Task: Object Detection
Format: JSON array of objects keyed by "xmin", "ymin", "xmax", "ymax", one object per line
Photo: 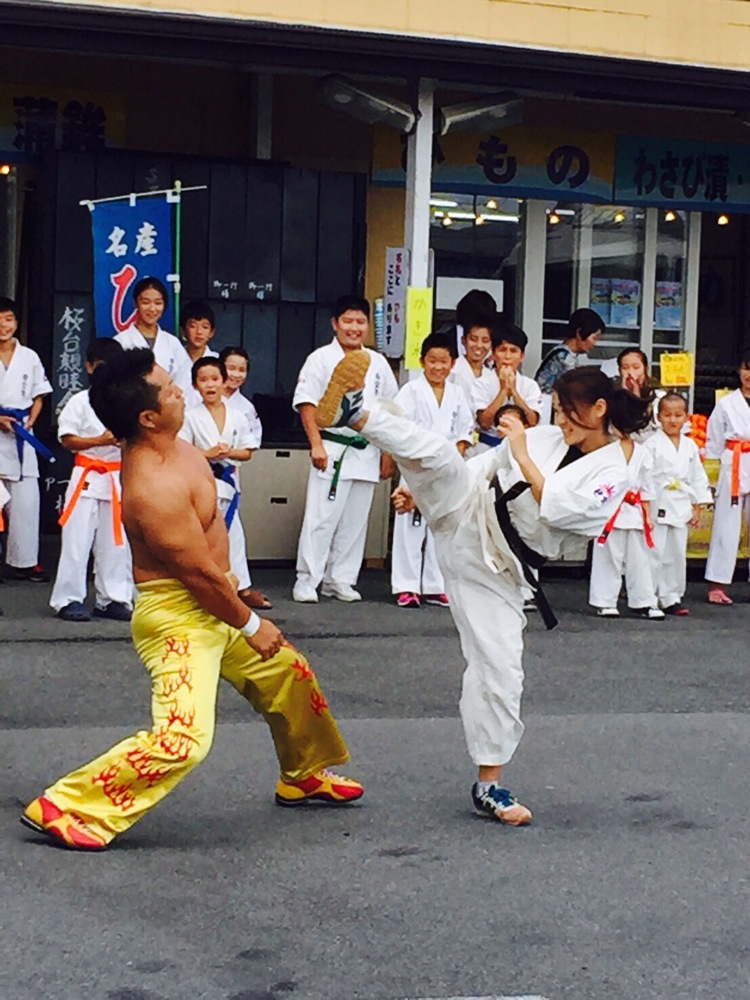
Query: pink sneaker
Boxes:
[
  {"xmin": 396, "ymin": 592, "xmax": 421, "ymax": 608},
  {"xmin": 423, "ymin": 593, "xmax": 449, "ymax": 607}
]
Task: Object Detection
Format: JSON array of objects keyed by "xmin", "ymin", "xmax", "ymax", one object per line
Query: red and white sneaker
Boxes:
[
  {"xmin": 396, "ymin": 592, "xmax": 421, "ymax": 608},
  {"xmin": 20, "ymin": 795, "xmax": 108, "ymax": 850},
  {"xmin": 275, "ymin": 769, "xmax": 364, "ymax": 807},
  {"xmin": 423, "ymin": 593, "xmax": 449, "ymax": 607}
]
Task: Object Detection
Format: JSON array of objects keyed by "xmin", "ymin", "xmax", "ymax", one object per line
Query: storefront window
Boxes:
[{"xmin": 653, "ymin": 209, "xmax": 687, "ymax": 364}]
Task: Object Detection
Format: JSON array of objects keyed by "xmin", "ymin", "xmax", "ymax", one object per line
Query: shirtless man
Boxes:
[{"xmin": 20, "ymin": 349, "xmax": 362, "ymax": 851}]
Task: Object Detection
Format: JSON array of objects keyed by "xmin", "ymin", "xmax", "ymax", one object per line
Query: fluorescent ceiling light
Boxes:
[{"xmin": 430, "ymin": 198, "xmax": 458, "ymax": 207}]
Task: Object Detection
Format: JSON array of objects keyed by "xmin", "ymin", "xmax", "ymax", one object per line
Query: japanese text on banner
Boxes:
[{"xmin": 404, "ymin": 287, "xmax": 434, "ymax": 370}]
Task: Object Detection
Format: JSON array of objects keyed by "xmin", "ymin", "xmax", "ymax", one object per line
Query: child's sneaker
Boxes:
[
  {"xmin": 423, "ymin": 593, "xmax": 449, "ymax": 607},
  {"xmin": 471, "ymin": 783, "xmax": 532, "ymax": 826},
  {"xmin": 315, "ymin": 352, "xmax": 370, "ymax": 428},
  {"xmin": 596, "ymin": 607, "xmax": 620, "ymax": 618},
  {"xmin": 396, "ymin": 592, "xmax": 421, "ymax": 608},
  {"xmin": 632, "ymin": 606, "xmax": 665, "ymax": 620}
]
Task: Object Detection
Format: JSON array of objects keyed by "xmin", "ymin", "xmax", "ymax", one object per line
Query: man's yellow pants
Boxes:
[{"xmin": 43, "ymin": 579, "xmax": 349, "ymax": 844}]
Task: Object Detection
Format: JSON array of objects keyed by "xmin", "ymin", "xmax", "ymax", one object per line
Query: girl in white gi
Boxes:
[
  {"xmin": 0, "ymin": 296, "xmax": 54, "ymax": 582},
  {"xmin": 50, "ymin": 338, "xmax": 134, "ymax": 622},
  {"xmin": 315, "ymin": 355, "xmax": 651, "ymax": 825},
  {"xmin": 292, "ymin": 295, "xmax": 398, "ymax": 604},
  {"xmin": 705, "ymin": 351, "xmax": 750, "ymax": 605},
  {"xmin": 473, "ymin": 321, "xmax": 543, "ymax": 453},
  {"xmin": 391, "ymin": 332, "xmax": 474, "ymax": 608},
  {"xmin": 179, "ymin": 357, "xmax": 258, "ymax": 609},
  {"xmin": 646, "ymin": 392, "xmax": 712, "ymax": 615},
  {"xmin": 115, "ymin": 277, "xmax": 192, "ymax": 394}
]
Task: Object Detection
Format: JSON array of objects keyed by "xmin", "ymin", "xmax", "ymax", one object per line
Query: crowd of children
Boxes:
[{"xmin": 2, "ymin": 280, "xmax": 750, "ymax": 623}]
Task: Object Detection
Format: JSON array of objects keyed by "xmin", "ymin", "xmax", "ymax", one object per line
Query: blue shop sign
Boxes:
[{"xmin": 616, "ymin": 136, "xmax": 750, "ymax": 211}]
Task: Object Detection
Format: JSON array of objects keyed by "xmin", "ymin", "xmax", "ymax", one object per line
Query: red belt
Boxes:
[
  {"xmin": 58, "ymin": 453, "xmax": 124, "ymax": 546},
  {"xmin": 597, "ymin": 489, "xmax": 654, "ymax": 548},
  {"xmin": 725, "ymin": 440, "xmax": 750, "ymax": 506}
]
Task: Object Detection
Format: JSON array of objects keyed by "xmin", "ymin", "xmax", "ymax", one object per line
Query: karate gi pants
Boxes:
[
  {"xmin": 296, "ymin": 472, "xmax": 375, "ymax": 588},
  {"xmin": 361, "ymin": 405, "xmax": 525, "ymax": 767},
  {"xmin": 651, "ymin": 522, "xmax": 688, "ymax": 608},
  {"xmin": 41, "ymin": 579, "xmax": 349, "ymax": 844},
  {"xmin": 1, "ymin": 475, "xmax": 41, "ymax": 569},
  {"xmin": 49, "ymin": 495, "xmax": 133, "ymax": 612},
  {"xmin": 391, "ymin": 508, "xmax": 444, "ymax": 595},
  {"xmin": 705, "ymin": 473, "xmax": 750, "ymax": 584},
  {"xmin": 589, "ymin": 528, "xmax": 657, "ymax": 609},
  {"xmin": 222, "ymin": 500, "xmax": 252, "ymax": 591}
]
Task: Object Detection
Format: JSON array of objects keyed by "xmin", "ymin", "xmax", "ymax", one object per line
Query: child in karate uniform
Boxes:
[
  {"xmin": 646, "ymin": 392, "xmax": 712, "ymax": 615},
  {"xmin": 705, "ymin": 351, "xmax": 750, "ymax": 604},
  {"xmin": 115, "ymin": 277, "xmax": 192, "ymax": 394},
  {"xmin": 179, "ymin": 358, "xmax": 257, "ymax": 609},
  {"xmin": 180, "ymin": 300, "xmax": 218, "ymax": 408},
  {"xmin": 50, "ymin": 338, "xmax": 134, "ymax": 622},
  {"xmin": 391, "ymin": 332, "xmax": 473, "ymax": 608},
  {"xmin": 0, "ymin": 296, "xmax": 54, "ymax": 582}
]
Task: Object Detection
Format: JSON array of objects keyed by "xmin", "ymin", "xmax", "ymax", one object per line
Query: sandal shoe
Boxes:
[
  {"xmin": 240, "ymin": 588, "xmax": 273, "ymax": 610},
  {"xmin": 58, "ymin": 601, "xmax": 92, "ymax": 622},
  {"xmin": 707, "ymin": 589, "xmax": 733, "ymax": 605}
]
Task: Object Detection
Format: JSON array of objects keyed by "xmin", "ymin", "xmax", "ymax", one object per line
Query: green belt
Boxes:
[{"xmin": 320, "ymin": 429, "xmax": 369, "ymax": 500}]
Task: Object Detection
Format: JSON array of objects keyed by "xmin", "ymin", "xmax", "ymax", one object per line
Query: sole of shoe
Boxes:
[
  {"xmin": 472, "ymin": 805, "xmax": 533, "ymax": 826},
  {"xmin": 274, "ymin": 792, "xmax": 362, "ymax": 808},
  {"xmin": 315, "ymin": 352, "xmax": 371, "ymax": 428}
]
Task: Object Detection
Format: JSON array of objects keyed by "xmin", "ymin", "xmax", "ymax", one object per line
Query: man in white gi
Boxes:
[
  {"xmin": 115, "ymin": 277, "xmax": 192, "ymax": 394},
  {"xmin": 705, "ymin": 351, "xmax": 750, "ymax": 604},
  {"xmin": 0, "ymin": 296, "xmax": 54, "ymax": 582},
  {"xmin": 50, "ymin": 338, "xmax": 134, "ymax": 622},
  {"xmin": 313, "ymin": 353, "xmax": 652, "ymax": 825},
  {"xmin": 292, "ymin": 295, "xmax": 398, "ymax": 603}
]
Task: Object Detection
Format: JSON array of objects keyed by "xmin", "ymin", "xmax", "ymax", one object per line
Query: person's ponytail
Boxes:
[
  {"xmin": 607, "ymin": 385, "xmax": 652, "ymax": 436},
  {"xmin": 554, "ymin": 366, "xmax": 651, "ymax": 435}
]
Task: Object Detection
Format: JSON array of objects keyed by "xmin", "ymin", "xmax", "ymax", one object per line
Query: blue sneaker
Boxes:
[{"xmin": 471, "ymin": 782, "xmax": 533, "ymax": 826}]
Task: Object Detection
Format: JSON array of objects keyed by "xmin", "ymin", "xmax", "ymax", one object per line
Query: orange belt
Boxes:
[
  {"xmin": 725, "ymin": 440, "xmax": 750, "ymax": 506},
  {"xmin": 58, "ymin": 453, "xmax": 124, "ymax": 546},
  {"xmin": 597, "ymin": 489, "xmax": 655, "ymax": 549}
]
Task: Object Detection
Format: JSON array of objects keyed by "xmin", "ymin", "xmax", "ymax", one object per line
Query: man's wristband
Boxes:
[{"xmin": 240, "ymin": 611, "xmax": 261, "ymax": 637}]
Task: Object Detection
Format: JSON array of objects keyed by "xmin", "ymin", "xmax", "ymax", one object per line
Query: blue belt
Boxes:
[
  {"xmin": 0, "ymin": 406, "xmax": 56, "ymax": 479},
  {"xmin": 478, "ymin": 431, "xmax": 503, "ymax": 449},
  {"xmin": 210, "ymin": 463, "xmax": 240, "ymax": 528}
]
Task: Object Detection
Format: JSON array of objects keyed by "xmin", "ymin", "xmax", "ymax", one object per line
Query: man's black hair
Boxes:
[
  {"xmin": 89, "ymin": 347, "xmax": 160, "ymax": 442},
  {"xmin": 333, "ymin": 295, "xmax": 370, "ymax": 320},
  {"xmin": 86, "ymin": 337, "xmax": 124, "ymax": 367},
  {"xmin": 219, "ymin": 345, "xmax": 249, "ymax": 365},
  {"xmin": 568, "ymin": 307, "xmax": 605, "ymax": 339},
  {"xmin": 180, "ymin": 300, "xmax": 216, "ymax": 329},
  {"xmin": 0, "ymin": 296, "xmax": 19, "ymax": 321},
  {"xmin": 490, "ymin": 319, "xmax": 528, "ymax": 352},
  {"xmin": 192, "ymin": 356, "xmax": 227, "ymax": 386},
  {"xmin": 420, "ymin": 331, "xmax": 458, "ymax": 360},
  {"xmin": 456, "ymin": 289, "xmax": 496, "ymax": 331},
  {"xmin": 132, "ymin": 276, "xmax": 169, "ymax": 308},
  {"xmin": 740, "ymin": 348, "xmax": 750, "ymax": 369}
]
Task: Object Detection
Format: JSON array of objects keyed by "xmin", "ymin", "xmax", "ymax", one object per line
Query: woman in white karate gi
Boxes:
[
  {"xmin": 646, "ymin": 392, "xmax": 712, "ymax": 615},
  {"xmin": 115, "ymin": 277, "xmax": 192, "ymax": 394},
  {"xmin": 314, "ymin": 355, "xmax": 651, "ymax": 826},
  {"xmin": 705, "ymin": 351, "xmax": 750, "ymax": 604}
]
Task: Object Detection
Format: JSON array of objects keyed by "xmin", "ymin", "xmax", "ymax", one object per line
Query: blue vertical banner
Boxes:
[{"xmin": 90, "ymin": 195, "xmax": 175, "ymax": 336}]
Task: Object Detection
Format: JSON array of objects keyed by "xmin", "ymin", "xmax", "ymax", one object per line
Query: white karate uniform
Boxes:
[
  {"xmin": 115, "ymin": 325, "xmax": 193, "ymax": 395},
  {"xmin": 225, "ymin": 390, "xmax": 263, "ymax": 449},
  {"xmin": 0, "ymin": 341, "xmax": 52, "ymax": 568},
  {"xmin": 470, "ymin": 369, "xmax": 544, "ymax": 454},
  {"xmin": 705, "ymin": 389, "xmax": 750, "ymax": 584},
  {"xmin": 359, "ymin": 404, "xmax": 632, "ymax": 766},
  {"xmin": 293, "ymin": 340, "xmax": 398, "ymax": 589},
  {"xmin": 183, "ymin": 346, "xmax": 219, "ymax": 408},
  {"xmin": 49, "ymin": 390, "xmax": 133, "ymax": 612},
  {"xmin": 588, "ymin": 442, "xmax": 658, "ymax": 610},
  {"xmin": 448, "ymin": 355, "xmax": 480, "ymax": 406},
  {"xmin": 390, "ymin": 376, "xmax": 474, "ymax": 595},
  {"xmin": 646, "ymin": 428, "xmax": 712, "ymax": 608},
  {"xmin": 179, "ymin": 402, "xmax": 255, "ymax": 590}
]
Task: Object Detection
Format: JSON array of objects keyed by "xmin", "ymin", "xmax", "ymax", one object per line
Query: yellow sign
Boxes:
[
  {"xmin": 404, "ymin": 287, "xmax": 433, "ymax": 370},
  {"xmin": 659, "ymin": 352, "xmax": 694, "ymax": 387}
]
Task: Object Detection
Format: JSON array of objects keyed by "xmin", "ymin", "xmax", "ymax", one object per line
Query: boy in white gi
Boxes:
[
  {"xmin": 181, "ymin": 301, "xmax": 218, "ymax": 364},
  {"xmin": 115, "ymin": 277, "xmax": 192, "ymax": 394},
  {"xmin": 292, "ymin": 295, "xmax": 398, "ymax": 604},
  {"xmin": 0, "ymin": 296, "xmax": 54, "ymax": 582},
  {"xmin": 474, "ymin": 320, "xmax": 543, "ymax": 453},
  {"xmin": 705, "ymin": 351, "xmax": 750, "ymax": 604},
  {"xmin": 314, "ymin": 354, "xmax": 651, "ymax": 824},
  {"xmin": 646, "ymin": 392, "xmax": 712, "ymax": 615},
  {"xmin": 179, "ymin": 357, "xmax": 257, "ymax": 608},
  {"xmin": 391, "ymin": 332, "xmax": 473, "ymax": 608},
  {"xmin": 588, "ymin": 436, "xmax": 662, "ymax": 619},
  {"xmin": 50, "ymin": 338, "xmax": 134, "ymax": 622}
]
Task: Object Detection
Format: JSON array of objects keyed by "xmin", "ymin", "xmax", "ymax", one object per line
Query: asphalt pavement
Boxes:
[{"xmin": 1, "ymin": 558, "xmax": 750, "ymax": 1000}]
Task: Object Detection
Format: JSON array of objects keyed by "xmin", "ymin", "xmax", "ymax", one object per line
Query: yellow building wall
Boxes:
[{"xmin": 40, "ymin": 0, "xmax": 750, "ymax": 71}]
